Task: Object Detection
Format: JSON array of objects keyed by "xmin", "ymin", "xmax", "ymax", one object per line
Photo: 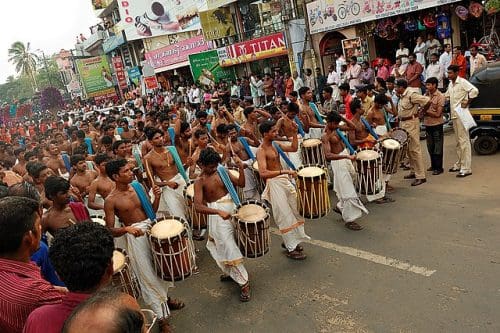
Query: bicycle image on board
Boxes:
[{"xmin": 337, "ymin": 0, "xmax": 361, "ymax": 19}]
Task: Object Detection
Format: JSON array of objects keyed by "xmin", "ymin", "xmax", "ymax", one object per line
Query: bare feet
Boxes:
[
  {"xmin": 167, "ymin": 297, "xmax": 185, "ymax": 311},
  {"xmin": 158, "ymin": 318, "xmax": 172, "ymax": 333}
]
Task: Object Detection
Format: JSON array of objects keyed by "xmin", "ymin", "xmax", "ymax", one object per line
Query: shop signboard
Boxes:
[
  {"xmin": 144, "ymin": 76, "xmax": 159, "ymax": 90},
  {"xmin": 199, "ymin": 7, "xmax": 235, "ymax": 41},
  {"xmin": 144, "ymin": 35, "xmax": 209, "ymax": 70},
  {"xmin": 189, "ymin": 50, "xmax": 236, "ymax": 86},
  {"xmin": 127, "ymin": 66, "xmax": 142, "ymax": 87},
  {"xmin": 117, "ymin": 0, "xmax": 206, "ymax": 41},
  {"xmin": 111, "ymin": 56, "xmax": 128, "ymax": 90},
  {"xmin": 75, "ymin": 56, "xmax": 116, "ymax": 99},
  {"xmin": 306, "ymin": 0, "xmax": 461, "ymax": 34},
  {"xmin": 341, "ymin": 37, "xmax": 369, "ymax": 63},
  {"xmin": 103, "ymin": 32, "xmax": 126, "ymax": 54},
  {"xmin": 217, "ymin": 32, "xmax": 287, "ymax": 67}
]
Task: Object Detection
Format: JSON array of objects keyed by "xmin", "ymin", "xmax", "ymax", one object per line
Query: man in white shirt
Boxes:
[
  {"xmin": 396, "ymin": 42, "xmax": 409, "ymax": 64},
  {"xmin": 345, "ymin": 56, "xmax": 361, "ymax": 91},
  {"xmin": 425, "ymin": 33, "xmax": 441, "ymax": 63},
  {"xmin": 425, "ymin": 53, "xmax": 444, "ymax": 89},
  {"xmin": 469, "ymin": 46, "xmax": 487, "ymax": 77},
  {"xmin": 439, "ymin": 44, "xmax": 452, "ymax": 81},
  {"xmin": 335, "ymin": 52, "xmax": 346, "ymax": 76},
  {"xmin": 444, "ymin": 64, "xmax": 479, "ymax": 177},
  {"xmin": 292, "ymin": 71, "xmax": 304, "ymax": 91},
  {"xmin": 250, "ymin": 74, "xmax": 264, "ymax": 106},
  {"xmin": 327, "ymin": 64, "xmax": 340, "ymax": 86}
]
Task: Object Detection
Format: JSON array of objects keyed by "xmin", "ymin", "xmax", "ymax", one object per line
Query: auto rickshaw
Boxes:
[{"xmin": 469, "ymin": 62, "xmax": 500, "ymax": 155}]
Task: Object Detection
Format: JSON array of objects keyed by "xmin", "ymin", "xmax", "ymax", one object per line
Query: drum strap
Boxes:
[
  {"xmin": 335, "ymin": 129, "xmax": 355, "ymax": 155},
  {"xmin": 166, "ymin": 146, "xmax": 189, "ymax": 182},
  {"xmin": 117, "ymin": 127, "xmax": 124, "ymax": 135},
  {"xmin": 294, "ymin": 116, "xmax": 306, "ymax": 137},
  {"xmin": 130, "ymin": 180, "xmax": 156, "ymax": 221},
  {"xmin": 272, "ymin": 141, "xmax": 296, "ymax": 170},
  {"xmin": 309, "ymin": 102, "xmax": 325, "ymax": 124},
  {"xmin": 84, "ymin": 137, "xmax": 94, "ymax": 155},
  {"xmin": 361, "ymin": 117, "xmax": 379, "ymax": 140},
  {"xmin": 132, "ymin": 148, "xmax": 144, "ymax": 172},
  {"xmin": 217, "ymin": 164, "xmax": 241, "ymax": 206},
  {"xmin": 384, "ymin": 110, "xmax": 392, "ymax": 131},
  {"xmin": 61, "ymin": 153, "xmax": 71, "ymax": 173},
  {"xmin": 167, "ymin": 127, "xmax": 176, "ymax": 146},
  {"xmin": 238, "ymin": 137, "xmax": 255, "ymax": 160}
]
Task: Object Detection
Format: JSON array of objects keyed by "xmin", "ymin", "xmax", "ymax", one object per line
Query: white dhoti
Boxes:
[
  {"xmin": 330, "ymin": 151, "xmax": 368, "ymax": 222},
  {"xmin": 279, "ymin": 140, "xmax": 303, "ymax": 170},
  {"xmin": 206, "ymin": 195, "xmax": 248, "ymax": 286},
  {"xmin": 125, "ymin": 220, "xmax": 172, "ymax": 319},
  {"xmin": 242, "ymin": 159, "xmax": 260, "ymax": 200},
  {"xmin": 154, "ymin": 173, "xmax": 187, "ymax": 219},
  {"xmin": 262, "ymin": 175, "xmax": 310, "ymax": 251}
]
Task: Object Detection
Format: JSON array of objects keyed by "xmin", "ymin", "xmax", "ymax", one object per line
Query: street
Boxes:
[{"xmin": 169, "ymin": 132, "xmax": 500, "ymax": 333}]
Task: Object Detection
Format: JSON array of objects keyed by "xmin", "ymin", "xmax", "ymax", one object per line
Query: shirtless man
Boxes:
[
  {"xmin": 118, "ymin": 118, "xmax": 137, "ymax": 142},
  {"xmin": 211, "ymin": 106, "xmax": 235, "ymax": 137},
  {"xmin": 365, "ymin": 93, "xmax": 397, "ymax": 136},
  {"xmin": 104, "ymin": 158, "xmax": 183, "ymax": 333},
  {"xmin": 43, "ymin": 141, "xmax": 67, "ymax": 177},
  {"xmin": 81, "ymin": 121, "xmax": 99, "ymax": 142},
  {"xmin": 55, "ymin": 132, "xmax": 71, "ymax": 154},
  {"xmin": 72, "ymin": 130, "xmax": 92, "ymax": 155},
  {"xmin": 158, "ymin": 114, "xmax": 172, "ymax": 145},
  {"xmin": 69, "ymin": 154, "xmax": 98, "ymax": 197},
  {"xmin": 88, "ymin": 153, "xmax": 114, "ymax": 211},
  {"xmin": 256, "ymin": 120, "xmax": 310, "ymax": 260},
  {"xmin": 173, "ymin": 118, "xmax": 193, "ymax": 166},
  {"xmin": 323, "ymin": 111, "xmax": 368, "ymax": 230},
  {"xmin": 144, "ymin": 128, "xmax": 186, "ymax": 219},
  {"xmin": 189, "ymin": 129, "xmax": 210, "ymax": 179},
  {"xmin": 298, "ymin": 86, "xmax": 325, "ymax": 137},
  {"xmin": 191, "ymin": 111, "xmax": 209, "ymax": 134},
  {"xmin": 42, "ymin": 176, "xmax": 89, "ymax": 235},
  {"xmin": 241, "ymin": 107, "xmax": 271, "ymax": 146},
  {"xmin": 12, "ymin": 147, "xmax": 27, "ymax": 176},
  {"xmin": 193, "ymin": 148, "xmax": 250, "ymax": 301},
  {"xmin": 348, "ymin": 99, "xmax": 377, "ymax": 149},
  {"xmin": 275, "ymin": 102, "xmax": 303, "ymax": 140}
]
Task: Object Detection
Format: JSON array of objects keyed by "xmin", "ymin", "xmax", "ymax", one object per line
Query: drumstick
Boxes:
[
  {"xmin": 144, "ymin": 159, "xmax": 155, "ymax": 187},
  {"xmin": 68, "ymin": 218, "xmax": 76, "ymax": 225}
]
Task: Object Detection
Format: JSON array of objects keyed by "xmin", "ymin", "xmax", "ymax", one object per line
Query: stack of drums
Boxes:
[
  {"xmin": 296, "ymin": 165, "xmax": 330, "ymax": 219},
  {"xmin": 234, "ymin": 200, "xmax": 270, "ymax": 258},
  {"xmin": 355, "ymin": 148, "xmax": 383, "ymax": 195}
]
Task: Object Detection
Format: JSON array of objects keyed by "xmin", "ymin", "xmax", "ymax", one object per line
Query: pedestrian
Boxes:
[
  {"xmin": 439, "ymin": 43, "xmax": 452, "ymax": 87},
  {"xmin": 263, "ymin": 73, "xmax": 275, "ymax": 104},
  {"xmin": 425, "ymin": 53, "xmax": 444, "ymax": 89},
  {"xmin": 284, "ymin": 73, "xmax": 294, "ymax": 99},
  {"xmin": 445, "ymin": 65, "xmax": 479, "ymax": 177},
  {"xmin": 405, "ymin": 53, "xmax": 424, "ymax": 94},
  {"xmin": 414, "ymin": 36, "xmax": 427, "ymax": 67},
  {"xmin": 451, "ymin": 46, "xmax": 467, "ymax": 78},
  {"xmin": 304, "ymin": 68, "xmax": 316, "ymax": 94},
  {"xmin": 469, "ymin": 46, "xmax": 487, "ymax": 77},
  {"xmin": 396, "ymin": 42, "xmax": 409, "ymax": 64},
  {"xmin": 425, "ymin": 33, "xmax": 441, "ymax": 63},
  {"xmin": 315, "ymin": 67, "xmax": 327, "ymax": 103},
  {"xmin": 376, "ymin": 59, "xmax": 390, "ymax": 81},
  {"xmin": 423, "ymin": 77, "xmax": 445, "ymax": 175},
  {"xmin": 292, "ymin": 71, "xmax": 304, "ymax": 91},
  {"xmin": 274, "ymin": 70, "xmax": 284, "ymax": 98},
  {"xmin": 346, "ymin": 56, "xmax": 362, "ymax": 90},
  {"xmin": 360, "ymin": 61, "xmax": 375, "ymax": 85}
]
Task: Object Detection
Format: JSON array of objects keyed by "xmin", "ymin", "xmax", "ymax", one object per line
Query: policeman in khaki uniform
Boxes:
[{"xmin": 395, "ymin": 79, "xmax": 431, "ymax": 186}]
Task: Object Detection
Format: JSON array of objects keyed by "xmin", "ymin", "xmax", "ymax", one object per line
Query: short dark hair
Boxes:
[
  {"xmin": 196, "ymin": 111, "xmax": 208, "ymax": 119},
  {"xmin": 199, "ymin": 147, "xmax": 221, "ymax": 166},
  {"xmin": 287, "ymin": 102, "xmax": 300, "ymax": 114},
  {"xmin": 14, "ymin": 147, "xmax": 25, "ymax": 157},
  {"xmin": 447, "ymin": 65, "xmax": 460, "ymax": 73},
  {"xmin": 8, "ymin": 182, "xmax": 41, "ymax": 202},
  {"xmin": 27, "ymin": 162, "xmax": 48, "ymax": 179},
  {"xmin": 386, "ymin": 76, "xmax": 395, "ymax": 84},
  {"xmin": 76, "ymin": 130, "xmax": 86, "ymax": 139},
  {"xmin": 70, "ymin": 154, "xmax": 85, "ymax": 166},
  {"xmin": 45, "ymin": 176, "xmax": 70, "ymax": 200},
  {"xmin": 289, "ymin": 91, "xmax": 298, "ymax": 98},
  {"xmin": 298, "ymin": 86, "xmax": 310, "ymax": 98},
  {"xmin": 101, "ymin": 136, "xmax": 113, "ymax": 145},
  {"xmin": 180, "ymin": 121, "xmax": 190, "ymax": 134},
  {"xmin": 216, "ymin": 123, "xmax": 228, "ymax": 135},
  {"xmin": 259, "ymin": 120, "xmax": 275, "ymax": 135},
  {"xmin": 350, "ymin": 98, "xmax": 363, "ymax": 115},
  {"xmin": 112, "ymin": 140, "xmax": 126, "ymax": 154},
  {"xmin": 0, "ymin": 197, "xmax": 39, "ymax": 255},
  {"xmin": 326, "ymin": 111, "xmax": 342, "ymax": 123},
  {"xmin": 323, "ymin": 86, "xmax": 333, "ymax": 94},
  {"xmin": 194, "ymin": 128, "xmax": 207, "ymax": 139},
  {"xmin": 226, "ymin": 124, "xmax": 237, "ymax": 132},
  {"xmin": 146, "ymin": 128, "xmax": 163, "ymax": 141},
  {"xmin": 395, "ymin": 79, "xmax": 408, "ymax": 88},
  {"xmin": 50, "ymin": 223, "xmax": 114, "ymax": 292},
  {"xmin": 339, "ymin": 83, "xmax": 350, "ymax": 91},
  {"xmin": 95, "ymin": 153, "xmax": 111, "ymax": 166},
  {"xmin": 425, "ymin": 77, "xmax": 439, "ymax": 85},
  {"xmin": 243, "ymin": 106, "xmax": 254, "ymax": 118},
  {"xmin": 374, "ymin": 93, "xmax": 388, "ymax": 105},
  {"xmin": 105, "ymin": 159, "xmax": 128, "ymax": 180}
]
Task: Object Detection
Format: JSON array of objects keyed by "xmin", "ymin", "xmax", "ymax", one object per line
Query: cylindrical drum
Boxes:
[
  {"xmin": 234, "ymin": 200, "xmax": 270, "ymax": 258},
  {"xmin": 380, "ymin": 138, "xmax": 402, "ymax": 174},
  {"xmin": 355, "ymin": 148, "xmax": 383, "ymax": 195},
  {"xmin": 183, "ymin": 181, "xmax": 208, "ymax": 233},
  {"xmin": 301, "ymin": 138, "xmax": 326, "ymax": 166},
  {"xmin": 251, "ymin": 160, "xmax": 266, "ymax": 194},
  {"xmin": 149, "ymin": 216, "xmax": 196, "ymax": 281},
  {"xmin": 227, "ymin": 167, "xmax": 244, "ymax": 202},
  {"xmin": 111, "ymin": 248, "xmax": 141, "ymax": 299},
  {"xmin": 390, "ymin": 128, "xmax": 409, "ymax": 163},
  {"xmin": 296, "ymin": 165, "xmax": 330, "ymax": 219}
]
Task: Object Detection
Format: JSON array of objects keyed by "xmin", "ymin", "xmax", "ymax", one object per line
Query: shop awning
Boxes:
[{"xmin": 154, "ymin": 60, "xmax": 190, "ymax": 73}]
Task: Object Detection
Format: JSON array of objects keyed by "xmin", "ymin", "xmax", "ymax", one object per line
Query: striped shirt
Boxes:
[{"xmin": 0, "ymin": 258, "xmax": 63, "ymax": 333}]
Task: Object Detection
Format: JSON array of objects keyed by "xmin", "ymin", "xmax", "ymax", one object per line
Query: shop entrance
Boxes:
[{"xmin": 319, "ymin": 31, "xmax": 347, "ymax": 72}]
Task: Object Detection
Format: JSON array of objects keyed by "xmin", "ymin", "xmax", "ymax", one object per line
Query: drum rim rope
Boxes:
[
  {"xmin": 296, "ymin": 164, "xmax": 331, "ymax": 219},
  {"xmin": 234, "ymin": 199, "xmax": 271, "ymax": 258}
]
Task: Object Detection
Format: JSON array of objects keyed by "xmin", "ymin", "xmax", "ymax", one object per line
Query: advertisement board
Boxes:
[
  {"xmin": 117, "ymin": 0, "xmax": 206, "ymax": 41},
  {"xmin": 217, "ymin": 32, "xmax": 287, "ymax": 67},
  {"xmin": 75, "ymin": 56, "xmax": 116, "ymax": 98},
  {"xmin": 199, "ymin": 7, "xmax": 235, "ymax": 41},
  {"xmin": 189, "ymin": 50, "xmax": 236, "ymax": 86},
  {"xmin": 306, "ymin": 0, "xmax": 461, "ymax": 34}
]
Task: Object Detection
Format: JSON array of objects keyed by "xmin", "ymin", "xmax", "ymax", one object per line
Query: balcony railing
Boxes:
[{"xmin": 82, "ymin": 30, "xmax": 106, "ymax": 51}]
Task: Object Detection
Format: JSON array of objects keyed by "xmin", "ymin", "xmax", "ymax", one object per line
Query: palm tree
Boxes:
[{"xmin": 8, "ymin": 41, "xmax": 39, "ymax": 92}]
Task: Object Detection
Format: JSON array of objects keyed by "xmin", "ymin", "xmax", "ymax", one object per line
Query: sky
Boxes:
[{"xmin": 0, "ymin": 0, "xmax": 100, "ymax": 84}]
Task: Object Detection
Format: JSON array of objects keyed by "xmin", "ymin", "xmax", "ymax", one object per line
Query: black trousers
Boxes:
[{"xmin": 425, "ymin": 123, "xmax": 444, "ymax": 171}]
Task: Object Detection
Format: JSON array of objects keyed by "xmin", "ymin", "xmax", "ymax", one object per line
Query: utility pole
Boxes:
[{"xmin": 37, "ymin": 49, "xmax": 53, "ymax": 87}]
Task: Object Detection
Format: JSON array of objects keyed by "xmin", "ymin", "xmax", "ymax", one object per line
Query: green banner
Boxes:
[
  {"xmin": 189, "ymin": 50, "xmax": 235, "ymax": 86},
  {"xmin": 76, "ymin": 56, "xmax": 115, "ymax": 98}
]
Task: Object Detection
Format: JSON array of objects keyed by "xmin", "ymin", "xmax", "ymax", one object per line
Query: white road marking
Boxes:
[{"xmin": 270, "ymin": 228, "xmax": 436, "ymax": 277}]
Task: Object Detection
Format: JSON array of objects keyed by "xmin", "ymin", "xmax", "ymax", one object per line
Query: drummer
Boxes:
[
  {"xmin": 193, "ymin": 148, "xmax": 250, "ymax": 302},
  {"xmin": 256, "ymin": 120, "xmax": 310, "ymax": 260},
  {"xmin": 104, "ymin": 158, "xmax": 184, "ymax": 333},
  {"xmin": 275, "ymin": 102, "xmax": 304, "ymax": 168},
  {"xmin": 323, "ymin": 112, "xmax": 368, "ymax": 231},
  {"xmin": 298, "ymin": 87, "xmax": 325, "ymax": 139},
  {"xmin": 365, "ymin": 93, "xmax": 397, "ymax": 137},
  {"xmin": 144, "ymin": 128, "xmax": 187, "ymax": 219},
  {"xmin": 87, "ymin": 153, "xmax": 115, "ymax": 213},
  {"xmin": 348, "ymin": 99, "xmax": 377, "ymax": 150}
]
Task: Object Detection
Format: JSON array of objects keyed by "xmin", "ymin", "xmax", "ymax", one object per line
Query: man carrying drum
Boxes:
[
  {"xmin": 193, "ymin": 148, "xmax": 250, "ymax": 302},
  {"xmin": 274, "ymin": 102, "xmax": 304, "ymax": 168},
  {"xmin": 104, "ymin": 158, "xmax": 184, "ymax": 333},
  {"xmin": 323, "ymin": 112, "xmax": 368, "ymax": 231},
  {"xmin": 256, "ymin": 120, "xmax": 310, "ymax": 260}
]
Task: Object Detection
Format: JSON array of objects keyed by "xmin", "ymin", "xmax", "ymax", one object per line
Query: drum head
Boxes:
[
  {"xmin": 391, "ymin": 129, "xmax": 408, "ymax": 144},
  {"xmin": 382, "ymin": 138, "xmax": 401, "ymax": 149},
  {"xmin": 151, "ymin": 219, "xmax": 184, "ymax": 239},
  {"xmin": 186, "ymin": 183, "xmax": 195, "ymax": 199},
  {"xmin": 237, "ymin": 204, "xmax": 267, "ymax": 222},
  {"xmin": 298, "ymin": 166, "xmax": 324, "ymax": 178},
  {"xmin": 112, "ymin": 250, "xmax": 126, "ymax": 273},
  {"xmin": 91, "ymin": 217, "xmax": 106, "ymax": 226},
  {"xmin": 357, "ymin": 149, "xmax": 380, "ymax": 160},
  {"xmin": 252, "ymin": 161, "xmax": 259, "ymax": 170},
  {"xmin": 228, "ymin": 169, "xmax": 239, "ymax": 178},
  {"xmin": 302, "ymin": 138, "xmax": 321, "ymax": 148}
]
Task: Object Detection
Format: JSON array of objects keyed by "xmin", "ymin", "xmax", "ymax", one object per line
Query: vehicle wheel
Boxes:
[
  {"xmin": 474, "ymin": 135, "xmax": 498, "ymax": 155},
  {"xmin": 352, "ymin": 3, "xmax": 361, "ymax": 15}
]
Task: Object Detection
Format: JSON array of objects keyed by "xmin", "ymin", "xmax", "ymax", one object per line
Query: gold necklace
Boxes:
[{"xmin": 152, "ymin": 148, "xmax": 170, "ymax": 167}]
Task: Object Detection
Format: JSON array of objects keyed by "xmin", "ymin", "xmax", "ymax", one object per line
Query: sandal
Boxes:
[
  {"xmin": 158, "ymin": 318, "xmax": 172, "ymax": 333},
  {"xmin": 345, "ymin": 222, "xmax": 363, "ymax": 231},
  {"xmin": 167, "ymin": 297, "xmax": 185, "ymax": 311},
  {"xmin": 386, "ymin": 184, "xmax": 395, "ymax": 192},
  {"xmin": 281, "ymin": 242, "xmax": 303, "ymax": 252},
  {"xmin": 240, "ymin": 283, "xmax": 251, "ymax": 302},
  {"xmin": 375, "ymin": 196, "xmax": 395, "ymax": 204},
  {"xmin": 220, "ymin": 274, "xmax": 233, "ymax": 282},
  {"xmin": 333, "ymin": 206, "xmax": 342, "ymax": 214},
  {"xmin": 286, "ymin": 249, "xmax": 307, "ymax": 260}
]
